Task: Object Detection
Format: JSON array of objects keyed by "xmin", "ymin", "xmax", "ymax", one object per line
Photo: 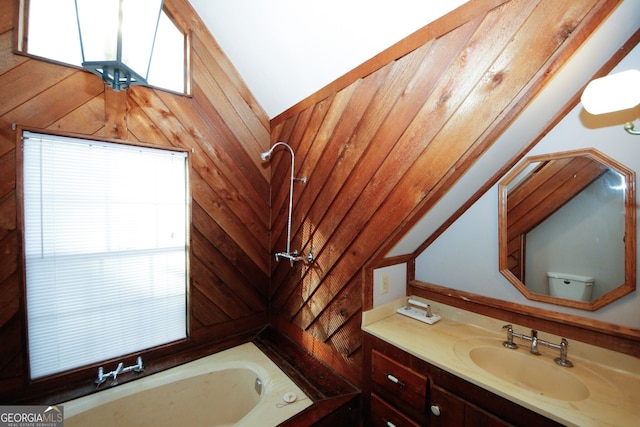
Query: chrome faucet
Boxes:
[
  {"xmin": 275, "ymin": 249, "xmax": 314, "ymax": 266},
  {"xmin": 530, "ymin": 329, "xmax": 540, "ymax": 355},
  {"xmin": 543, "ymin": 338, "xmax": 573, "ymax": 367},
  {"xmin": 501, "ymin": 325, "xmax": 573, "ymax": 367},
  {"xmin": 504, "ymin": 326, "xmax": 539, "ymax": 354},
  {"xmin": 95, "ymin": 357, "xmax": 144, "ymax": 388},
  {"xmin": 501, "ymin": 324, "xmax": 518, "ymax": 349},
  {"xmin": 111, "ymin": 362, "xmax": 124, "ymax": 385}
]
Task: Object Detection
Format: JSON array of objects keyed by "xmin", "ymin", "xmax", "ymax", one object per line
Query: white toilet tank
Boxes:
[{"xmin": 547, "ymin": 272, "xmax": 594, "ymax": 302}]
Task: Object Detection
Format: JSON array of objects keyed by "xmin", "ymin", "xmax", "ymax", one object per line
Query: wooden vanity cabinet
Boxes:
[
  {"xmin": 364, "ymin": 333, "xmax": 562, "ymax": 427},
  {"xmin": 370, "ymin": 349, "xmax": 428, "ymax": 425},
  {"xmin": 429, "ymin": 384, "xmax": 511, "ymax": 427}
]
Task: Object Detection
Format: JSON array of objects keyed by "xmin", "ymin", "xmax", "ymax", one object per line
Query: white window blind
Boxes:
[{"xmin": 23, "ymin": 132, "xmax": 188, "ymax": 379}]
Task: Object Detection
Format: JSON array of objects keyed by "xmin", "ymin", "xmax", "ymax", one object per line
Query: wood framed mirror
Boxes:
[{"xmin": 498, "ymin": 148, "xmax": 636, "ymax": 311}]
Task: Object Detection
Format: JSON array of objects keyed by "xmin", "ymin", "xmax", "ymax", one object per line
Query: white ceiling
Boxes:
[{"xmin": 188, "ymin": 0, "xmax": 468, "ymax": 118}]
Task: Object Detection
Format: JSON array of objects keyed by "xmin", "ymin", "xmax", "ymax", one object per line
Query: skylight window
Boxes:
[{"xmin": 18, "ymin": 0, "xmax": 189, "ymax": 94}]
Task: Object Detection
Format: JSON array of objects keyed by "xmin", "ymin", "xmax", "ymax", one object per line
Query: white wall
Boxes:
[
  {"xmin": 373, "ymin": 264, "xmax": 407, "ymax": 307},
  {"xmin": 415, "ymin": 42, "xmax": 640, "ymax": 328}
]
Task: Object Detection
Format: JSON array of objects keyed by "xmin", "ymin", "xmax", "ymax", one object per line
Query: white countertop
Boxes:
[{"xmin": 362, "ymin": 297, "xmax": 640, "ymax": 427}]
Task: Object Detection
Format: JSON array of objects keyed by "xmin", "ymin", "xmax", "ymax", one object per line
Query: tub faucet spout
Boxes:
[{"xmin": 111, "ymin": 362, "xmax": 124, "ymax": 385}]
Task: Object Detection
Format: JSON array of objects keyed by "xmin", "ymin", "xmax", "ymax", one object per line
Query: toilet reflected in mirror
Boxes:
[{"xmin": 547, "ymin": 272, "xmax": 594, "ymax": 302}]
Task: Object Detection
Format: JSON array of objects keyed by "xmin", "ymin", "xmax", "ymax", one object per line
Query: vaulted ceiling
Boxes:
[{"xmin": 188, "ymin": 0, "xmax": 468, "ymax": 118}]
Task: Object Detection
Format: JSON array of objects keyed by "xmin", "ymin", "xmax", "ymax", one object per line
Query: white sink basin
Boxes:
[
  {"xmin": 468, "ymin": 346, "xmax": 589, "ymax": 401},
  {"xmin": 454, "ymin": 338, "xmax": 591, "ymax": 401}
]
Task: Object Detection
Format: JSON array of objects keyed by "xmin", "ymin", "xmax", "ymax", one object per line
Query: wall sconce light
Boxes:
[
  {"xmin": 581, "ymin": 69, "xmax": 640, "ymax": 135},
  {"xmin": 74, "ymin": 0, "xmax": 164, "ymax": 91}
]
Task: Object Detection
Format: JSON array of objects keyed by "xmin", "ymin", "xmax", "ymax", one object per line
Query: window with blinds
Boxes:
[{"xmin": 22, "ymin": 132, "xmax": 188, "ymax": 379}]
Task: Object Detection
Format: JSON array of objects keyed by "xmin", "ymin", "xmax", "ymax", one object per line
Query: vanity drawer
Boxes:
[
  {"xmin": 371, "ymin": 392, "xmax": 421, "ymax": 427},
  {"xmin": 371, "ymin": 349, "xmax": 428, "ymax": 417}
]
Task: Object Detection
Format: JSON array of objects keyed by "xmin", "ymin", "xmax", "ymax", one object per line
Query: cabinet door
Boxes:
[
  {"xmin": 429, "ymin": 385, "xmax": 465, "ymax": 426},
  {"xmin": 430, "ymin": 385, "xmax": 513, "ymax": 427}
]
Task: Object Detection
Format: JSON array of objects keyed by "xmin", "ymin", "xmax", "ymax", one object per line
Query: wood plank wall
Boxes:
[
  {"xmin": 0, "ymin": 0, "xmax": 271, "ymax": 401},
  {"xmin": 268, "ymin": 0, "xmax": 619, "ymax": 385}
]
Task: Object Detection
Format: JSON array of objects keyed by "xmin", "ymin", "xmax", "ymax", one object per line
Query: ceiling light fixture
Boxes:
[
  {"xmin": 74, "ymin": 0, "xmax": 164, "ymax": 91},
  {"xmin": 581, "ymin": 69, "xmax": 640, "ymax": 135}
]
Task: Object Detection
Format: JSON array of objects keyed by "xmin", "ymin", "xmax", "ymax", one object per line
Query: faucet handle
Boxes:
[
  {"xmin": 530, "ymin": 329, "xmax": 541, "ymax": 355},
  {"xmin": 95, "ymin": 367, "xmax": 106, "ymax": 386},
  {"xmin": 555, "ymin": 338, "xmax": 574, "ymax": 367},
  {"xmin": 502, "ymin": 324, "xmax": 518, "ymax": 349},
  {"xmin": 134, "ymin": 356, "xmax": 144, "ymax": 373}
]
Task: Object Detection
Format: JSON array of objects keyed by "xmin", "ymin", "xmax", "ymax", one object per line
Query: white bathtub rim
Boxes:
[{"xmin": 62, "ymin": 342, "xmax": 311, "ymax": 426}]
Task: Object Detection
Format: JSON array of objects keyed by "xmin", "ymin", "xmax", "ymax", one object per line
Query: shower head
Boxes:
[{"xmin": 259, "ymin": 142, "xmax": 292, "ymax": 162}]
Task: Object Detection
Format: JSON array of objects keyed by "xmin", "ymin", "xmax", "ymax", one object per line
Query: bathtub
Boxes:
[{"xmin": 62, "ymin": 342, "xmax": 312, "ymax": 427}]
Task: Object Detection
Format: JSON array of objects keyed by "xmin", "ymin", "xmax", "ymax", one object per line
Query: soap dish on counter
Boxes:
[{"xmin": 397, "ymin": 298, "xmax": 441, "ymax": 325}]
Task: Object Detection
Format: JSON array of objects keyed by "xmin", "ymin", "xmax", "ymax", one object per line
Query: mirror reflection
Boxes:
[{"xmin": 499, "ymin": 149, "xmax": 636, "ymax": 311}]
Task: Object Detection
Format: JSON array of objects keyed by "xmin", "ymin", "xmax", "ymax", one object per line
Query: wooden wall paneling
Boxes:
[
  {"xmin": 0, "ymin": 148, "xmax": 14, "ymax": 199},
  {"xmin": 46, "ymin": 95, "xmax": 107, "ymax": 136},
  {"xmin": 0, "ymin": 122, "xmax": 15, "ymax": 157},
  {"xmin": 190, "ymin": 283, "xmax": 231, "ymax": 327},
  {"xmin": 104, "ymin": 89, "xmax": 129, "ymax": 139},
  {"xmin": 0, "ymin": 0, "xmax": 271, "ymax": 403},
  {"xmin": 369, "ymin": 0, "xmax": 602, "ymax": 246},
  {"xmin": 2, "ymin": 71, "xmax": 105, "ymax": 128},
  {"xmin": 190, "ymin": 169, "xmax": 268, "ymax": 285},
  {"xmin": 190, "ymin": 247, "xmax": 256, "ymax": 319},
  {"xmin": 285, "ymin": 49, "xmax": 439, "ymax": 326},
  {"xmin": 270, "ymin": 0, "xmax": 611, "ymax": 387},
  {"xmin": 190, "ymin": 42, "xmax": 269, "ymax": 177},
  {"xmin": 0, "ymin": 61, "xmax": 77, "ymax": 117},
  {"xmin": 0, "ymin": 32, "xmax": 28, "ymax": 75},
  {"xmin": 185, "ymin": 85, "xmax": 271, "ymax": 217},
  {"xmin": 268, "ymin": 87, "xmax": 357, "ymax": 302},
  {"xmin": 276, "ymin": 4, "xmax": 495, "ymax": 352},
  {"xmin": 0, "ymin": 191, "xmax": 15, "ymax": 241},
  {"xmin": 383, "ymin": 0, "xmax": 624, "ymax": 263},
  {"xmin": 156, "ymin": 90, "xmax": 270, "ymax": 252},
  {"xmin": 190, "ymin": 36, "xmax": 270, "ymax": 145},
  {"xmin": 270, "ymin": 71, "xmax": 389, "ymax": 310},
  {"xmin": 0, "ymin": 0, "xmax": 13, "ymax": 34},
  {"xmin": 190, "ymin": 205, "xmax": 267, "ymax": 311}
]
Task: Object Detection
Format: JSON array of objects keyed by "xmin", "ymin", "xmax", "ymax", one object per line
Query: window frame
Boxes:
[{"xmin": 17, "ymin": 128, "xmax": 192, "ymax": 381}]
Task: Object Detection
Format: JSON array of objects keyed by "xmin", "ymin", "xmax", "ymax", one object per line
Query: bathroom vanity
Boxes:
[{"xmin": 362, "ymin": 298, "xmax": 640, "ymax": 426}]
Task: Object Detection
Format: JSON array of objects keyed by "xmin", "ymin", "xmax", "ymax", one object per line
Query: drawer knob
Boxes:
[
  {"xmin": 386, "ymin": 373, "xmax": 405, "ymax": 388},
  {"xmin": 430, "ymin": 404, "xmax": 441, "ymax": 416}
]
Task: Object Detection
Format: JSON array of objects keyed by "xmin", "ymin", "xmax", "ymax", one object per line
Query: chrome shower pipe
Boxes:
[{"xmin": 260, "ymin": 142, "xmax": 307, "ymax": 266}]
